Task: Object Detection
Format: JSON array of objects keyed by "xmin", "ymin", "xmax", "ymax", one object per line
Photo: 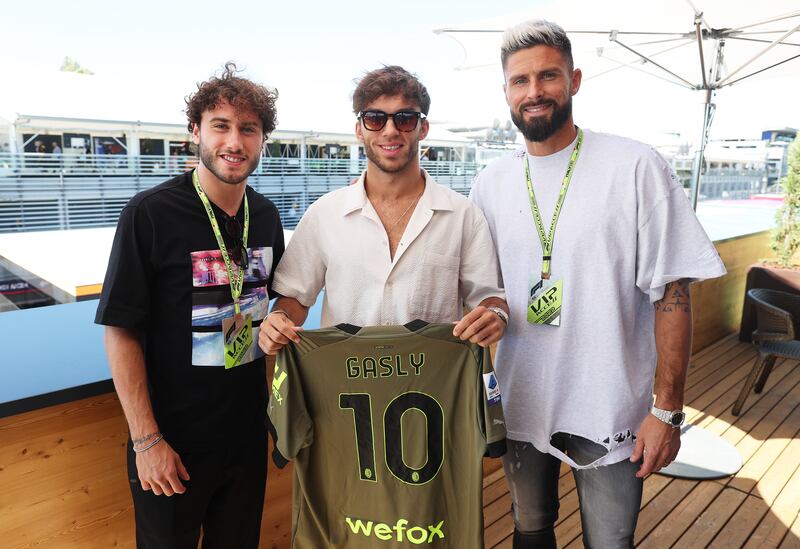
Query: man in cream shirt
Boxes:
[{"xmin": 259, "ymin": 65, "xmax": 508, "ymax": 352}]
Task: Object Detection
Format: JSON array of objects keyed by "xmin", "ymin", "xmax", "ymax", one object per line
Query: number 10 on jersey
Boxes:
[{"xmin": 339, "ymin": 392, "xmax": 445, "ymax": 485}]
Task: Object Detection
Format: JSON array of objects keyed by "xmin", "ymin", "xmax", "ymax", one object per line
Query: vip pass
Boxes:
[
  {"xmin": 525, "ymin": 129, "xmax": 583, "ymax": 326},
  {"xmin": 192, "ymin": 170, "xmax": 253, "ymax": 368}
]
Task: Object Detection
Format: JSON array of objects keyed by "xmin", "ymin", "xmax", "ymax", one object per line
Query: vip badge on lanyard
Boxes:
[
  {"xmin": 222, "ymin": 313, "xmax": 253, "ymax": 369},
  {"xmin": 524, "ymin": 128, "xmax": 583, "ymax": 327},
  {"xmin": 192, "ymin": 170, "xmax": 252, "ymax": 369},
  {"xmin": 528, "ymin": 277, "xmax": 563, "ymax": 325}
]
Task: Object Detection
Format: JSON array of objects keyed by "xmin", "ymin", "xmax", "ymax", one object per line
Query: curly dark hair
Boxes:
[
  {"xmin": 185, "ymin": 61, "xmax": 278, "ymax": 138},
  {"xmin": 352, "ymin": 65, "xmax": 431, "ymax": 115}
]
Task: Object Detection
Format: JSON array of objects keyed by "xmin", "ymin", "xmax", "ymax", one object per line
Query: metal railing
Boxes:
[
  {"xmin": 2, "ymin": 153, "xmax": 773, "ymax": 233},
  {"xmin": 0, "ymin": 153, "xmax": 480, "ymax": 178},
  {"xmin": 0, "ymin": 154, "xmax": 481, "ymax": 233}
]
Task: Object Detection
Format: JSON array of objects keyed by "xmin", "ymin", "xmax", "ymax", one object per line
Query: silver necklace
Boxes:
[{"xmin": 383, "ymin": 189, "xmax": 424, "ymax": 234}]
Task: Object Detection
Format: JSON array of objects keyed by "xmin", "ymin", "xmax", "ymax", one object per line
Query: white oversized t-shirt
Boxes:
[{"xmin": 470, "ymin": 129, "xmax": 726, "ymax": 468}]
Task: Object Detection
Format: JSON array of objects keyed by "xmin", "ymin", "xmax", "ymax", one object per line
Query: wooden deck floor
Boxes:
[
  {"xmin": 2, "ymin": 334, "xmax": 799, "ymax": 547},
  {"xmin": 482, "ymin": 334, "xmax": 800, "ymax": 548}
]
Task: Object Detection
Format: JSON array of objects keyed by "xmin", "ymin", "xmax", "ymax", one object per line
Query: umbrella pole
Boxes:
[{"xmin": 690, "ymin": 90, "xmax": 713, "ymax": 210}]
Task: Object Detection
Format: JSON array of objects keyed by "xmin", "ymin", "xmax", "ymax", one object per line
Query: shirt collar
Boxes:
[{"xmin": 341, "ymin": 169, "xmax": 454, "ymax": 216}]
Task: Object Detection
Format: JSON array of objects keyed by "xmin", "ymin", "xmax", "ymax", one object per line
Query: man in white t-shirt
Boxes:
[
  {"xmin": 469, "ymin": 20, "xmax": 726, "ymax": 548},
  {"xmin": 259, "ymin": 65, "xmax": 508, "ymax": 353}
]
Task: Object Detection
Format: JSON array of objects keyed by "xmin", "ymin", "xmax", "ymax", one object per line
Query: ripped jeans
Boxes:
[{"xmin": 502, "ymin": 435, "xmax": 643, "ymax": 549}]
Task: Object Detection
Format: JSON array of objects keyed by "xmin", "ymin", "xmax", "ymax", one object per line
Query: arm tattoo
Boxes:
[
  {"xmin": 131, "ymin": 431, "xmax": 161, "ymax": 445},
  {"xmin": 655, "ymin": 279, "xmax": 690, "ymax": 313}
]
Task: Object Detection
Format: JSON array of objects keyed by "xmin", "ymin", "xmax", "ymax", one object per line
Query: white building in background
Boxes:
[
  {"xmin": 0, "ymin": 69, "xmax": 478, "ymax": 164},
  {"xmin": 637, "ymin": 129, "xmax": 795, "ymax": 194},
  {"xmin": 1, "ymin": 69, "xmax": 794, "ymax": 189}
]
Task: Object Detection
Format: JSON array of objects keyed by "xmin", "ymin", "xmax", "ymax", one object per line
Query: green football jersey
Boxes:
[{"xmin": 269, "ymin": 321, "xmax": 507, "ymax": 548}]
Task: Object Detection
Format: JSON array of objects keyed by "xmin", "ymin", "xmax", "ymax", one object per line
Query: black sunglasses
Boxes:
[
  {"xmin": 223, "ymin": 216, "xmax": 249, "ymax": 270},
  {"xmin": 358, "ymin": 110, "xmax": 427, "ymax": 132}
]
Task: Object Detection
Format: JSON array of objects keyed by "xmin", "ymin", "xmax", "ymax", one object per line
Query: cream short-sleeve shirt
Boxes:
[{"xmin": 272, "ymin": 170, "xmax": 505, "ymax": 327}]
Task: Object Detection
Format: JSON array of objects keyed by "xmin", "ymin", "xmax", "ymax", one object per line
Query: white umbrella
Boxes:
[{"xmin": 435, "ymin": 0, "xmax": 800, "ymax": 208}]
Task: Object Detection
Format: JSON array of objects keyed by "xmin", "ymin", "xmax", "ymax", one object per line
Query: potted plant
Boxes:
[
  {"xmin": 740, "ymin": 134, "xmax": 800, "ymax": 341},
  {"xmin": 771, "ymin": 134, "xmax": 800, "ymax": 267}
]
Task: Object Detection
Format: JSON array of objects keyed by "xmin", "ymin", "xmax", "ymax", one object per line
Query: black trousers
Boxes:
[{"xmin": 127, "ymin": 428, "xmax": 268, "ymax": 549}]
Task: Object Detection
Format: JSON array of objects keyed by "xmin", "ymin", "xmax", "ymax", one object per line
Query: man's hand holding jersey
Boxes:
[
  {"xmin": 260, "ymin": 297, "xmax": 508, "ymax": 354},
  {"xmin": 453, "ymin": 297, "xmax": 509, "ymax": 347},
  {"xmin": 259, "ymin": 297, "xmax": 308, "ymax": 355}
]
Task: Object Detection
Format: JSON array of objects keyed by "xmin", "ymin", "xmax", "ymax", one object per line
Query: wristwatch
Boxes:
[
  {"xmin": 487, "ymin": 306, "xmax": 509, "ymax": 325},
  {"xmin": 651, "ymin": 406, "xmax": 685, "ymax": 428}
]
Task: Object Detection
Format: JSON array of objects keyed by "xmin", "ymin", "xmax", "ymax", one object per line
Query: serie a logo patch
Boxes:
[{"xmin": 483, "ymin": 373, "xmax": 502, "ymax": 406}]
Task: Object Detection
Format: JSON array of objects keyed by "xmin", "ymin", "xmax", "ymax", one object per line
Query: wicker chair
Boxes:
[{"xmin": 733, "ymin": 288, "xmax": 800, "ymax": 416}]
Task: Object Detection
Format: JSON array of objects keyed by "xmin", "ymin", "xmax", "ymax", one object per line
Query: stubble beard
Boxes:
[
  {"xmin": 365, "ymin": 138, "xmax": 419, "ymax": 174},
  {"xmin": 198, "ymin": 141, "xmax": 261, "ymax": 185},
  {"xmin": 511, "ymin": 97, "xmax": 573, "ymax": 143}
]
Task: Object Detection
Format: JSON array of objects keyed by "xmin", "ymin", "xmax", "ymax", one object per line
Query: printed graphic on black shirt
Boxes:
[
  {"xmin": 191, "ymin": 246, "xmax": 273, "ymax": 366},
  {"xmin": 191, "ymin": 246, "xmax": 272, "ymax": 287}
]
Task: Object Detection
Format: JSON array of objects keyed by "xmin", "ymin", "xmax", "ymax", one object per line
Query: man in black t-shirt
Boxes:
[{"xmin": 95, "ymin": 63, "xmax": 284, "ymax": 549}]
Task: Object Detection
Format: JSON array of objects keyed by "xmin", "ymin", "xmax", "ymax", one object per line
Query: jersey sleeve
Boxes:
[
  {"xmin": 268, "ymin": 344, "xmax": 314, "ymax": 468},
  {"xmin": 476, "ymin": 345, "xmax": 507, "ymax": 458}
]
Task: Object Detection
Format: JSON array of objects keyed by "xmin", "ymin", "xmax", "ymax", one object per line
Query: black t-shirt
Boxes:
[{"xmin": 95, "ymin": 171, "xmax": 285, "ymax": 452}]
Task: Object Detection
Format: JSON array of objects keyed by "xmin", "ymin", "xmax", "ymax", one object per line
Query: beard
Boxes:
[
  {"xmin": 198, "ymin": 141, "xmax": 260, "ymax": 185},
  {"xmin": 365, "ymin": 138, "xmax": 420, "ymax": 174},
  {"xmin": 511, "ymin": 97, "xmax": 573, "ymax": 143}
]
